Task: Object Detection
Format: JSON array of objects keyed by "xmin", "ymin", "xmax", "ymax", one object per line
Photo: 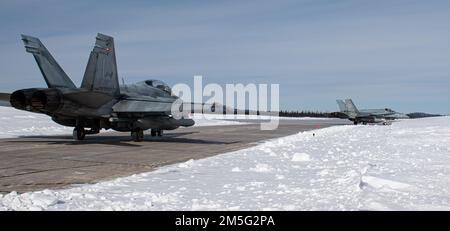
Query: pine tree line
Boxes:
[{"xmin": 279, "ymin": 110, "xmax": 339, "ymax": 118}]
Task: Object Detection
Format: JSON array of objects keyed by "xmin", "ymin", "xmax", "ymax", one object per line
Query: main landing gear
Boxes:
[
  {"xmin": 73, "ymin": 127, "xmax": 86, "ymax": 140},
  {"xmin": 131, "ymin": 128, "xmax": 145, "ymax": 142},
  {"xmin": 131, "ymin": 128, "xmax": 164, "ymax": 142},
  {"xmin": 73, "ymin": 127, "xmax": 100, "ymax": 141}
]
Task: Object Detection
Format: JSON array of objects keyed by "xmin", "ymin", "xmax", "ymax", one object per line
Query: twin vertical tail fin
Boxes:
[
  {"xmin": 336, "ymin": 100, "xmax": 347, "ymax": 112},
  {"xmin": 336, "ymin": 99, "xmax": 359, "ymax": 118},
  {"xmin": 81, "ymin": 33, "xmax": 120, "ymax": 96},
  {"xmin": 344, "ymin": 99, "xmax": 360, "ymax": 114},
  {"xmin": 21, "ymin": 35, "xmax": 76, "ymax": 89},
  {"xmin": 22, "ymin": 33, "xmax": 120, "ymax": 96}
]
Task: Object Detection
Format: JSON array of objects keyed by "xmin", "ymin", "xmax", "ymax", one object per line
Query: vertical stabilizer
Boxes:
[
  {"xmin": 81, "ymin": 33, "xmax": 120, "ymax": 96},
  {"xmin": 336, "ymin": 100, "xmax": 347, "ymax": 112},
  {"xmin": 21, "ymin": 35, "xmax": 76, "ymax": 89},
  {"xmin": 344, "ymin": 99, "xmax": 360, "ymax": 114}
]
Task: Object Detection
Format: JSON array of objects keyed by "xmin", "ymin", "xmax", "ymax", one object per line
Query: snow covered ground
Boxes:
[
  {"xmin": 1, "ymin": 116, "xmax": 449, "ymax": 211},
  {"xmin": 0, "ymin": 107, "xmax": 74, "ymax": 139}
]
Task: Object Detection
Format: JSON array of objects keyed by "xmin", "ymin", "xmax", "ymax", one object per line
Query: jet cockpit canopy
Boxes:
[{"xmin": 145, "ymin": 80, "xmax": 172, "ymax": 94}]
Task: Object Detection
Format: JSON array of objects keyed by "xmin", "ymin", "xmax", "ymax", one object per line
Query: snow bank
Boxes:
[
  {"xmin": 1, "ymin": 113, "xmax": 450, "ymax": 211},
  {"xmin": 291, "ymin": 153, "xmax": 311, "ymax": 162},
  {"xmin": 0, "ymin": 107, "xmax": 73, "ymax": 138}
]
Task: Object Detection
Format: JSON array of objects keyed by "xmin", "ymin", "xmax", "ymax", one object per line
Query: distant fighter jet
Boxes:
[
  {"xmin": 0, "ymin": 33, "xmax": 196, "ymax": 141},
  {"xmin": 336, "ymin": 99, "xmax": 409, "ymax": 125}
]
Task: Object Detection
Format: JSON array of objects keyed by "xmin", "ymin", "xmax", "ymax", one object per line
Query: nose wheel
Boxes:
[
  {"xmin": 73, "ymin": 127, "xmax": 86, "ymax": 140},
  {"xmin": 131, "ymin": 128, "xmax": 144, "ymax": 142}
]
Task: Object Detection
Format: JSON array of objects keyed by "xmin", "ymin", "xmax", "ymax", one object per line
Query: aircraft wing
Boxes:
[
  {"xmin": 112, "ymin": 99, "xmax": 259, "ymax": 116},
  {"xmin": 355, "ymin": 115, "xmax": 376, "ymax": 120},
  {"xmin": 0, "ymin": 93, "xmax": 11, "ymax": 107},
  {"xmin": 112, "ymin": 100, "xmax": 173, "ymax": 114},
  {"xmin": 112, "ymin": 100, "xmax": 218, "ymax": 114}
]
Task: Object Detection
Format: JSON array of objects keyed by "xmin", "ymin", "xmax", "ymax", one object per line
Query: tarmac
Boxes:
[{"xmin": 0, "ymin": 119, "xmax": 350, "ymax": 193}]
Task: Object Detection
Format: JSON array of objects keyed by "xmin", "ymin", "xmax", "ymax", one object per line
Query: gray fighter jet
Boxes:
[
  {"xmin": 336, "ymin": 99, "xmax": 409, "ymax": 125},
  {"xmin": 0, "ymin": 33, "xmax": 195, "ymax": 141}
]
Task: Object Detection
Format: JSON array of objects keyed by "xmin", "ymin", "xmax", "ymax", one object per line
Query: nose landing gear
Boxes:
[{"xmin": 150, "ymin": 129, "xmax": 163, "ymax": 137}]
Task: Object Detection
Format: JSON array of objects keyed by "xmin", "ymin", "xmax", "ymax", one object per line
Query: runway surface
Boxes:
[{"xmin": 0, "ymin": 119, "xmax": 350, "ymax": 193}]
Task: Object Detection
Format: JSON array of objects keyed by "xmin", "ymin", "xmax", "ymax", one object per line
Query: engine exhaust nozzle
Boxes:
[
  {"xmin": 10, "ymin": 88, "xmax": 43, "ymax": 111},
  {"xmin": 30, "ymin": 89, "xmax": 62, "ymax": 112}
]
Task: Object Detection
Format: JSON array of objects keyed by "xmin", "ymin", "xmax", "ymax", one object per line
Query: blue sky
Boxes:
[{"xmin": 0, "ymin": 0, "xmax": 449, "ymax": 113}]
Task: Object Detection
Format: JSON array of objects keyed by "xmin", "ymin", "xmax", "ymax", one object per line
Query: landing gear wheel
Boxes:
[
  {"xmin": 131, "ymin": 129, "xmax": 144, "ymax": 142},
  {"xmin": 353, "ymin": 121, "xmax": 358, "ymax": 125},
  {"xmin": 150, "ymin": 129, "xmax": 163, "ymax": 137},
  {"xmin": 73, "ymin": 127, "xmax": 86, "ymax": 141}
]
